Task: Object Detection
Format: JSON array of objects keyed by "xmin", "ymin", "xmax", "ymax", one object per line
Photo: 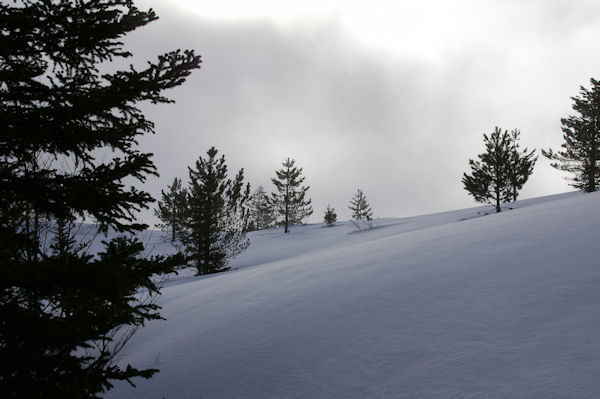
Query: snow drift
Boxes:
[{"xmin": 107, "ymin": 191, "xmax": 600, "ymax": 398}]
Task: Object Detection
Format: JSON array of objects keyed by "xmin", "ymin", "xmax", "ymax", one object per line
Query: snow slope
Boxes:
[{"xmin": 107, "ymin": 191, "xmax": 600, "ymax": 398}]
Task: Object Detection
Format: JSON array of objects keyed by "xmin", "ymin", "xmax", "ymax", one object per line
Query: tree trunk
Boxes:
[
  {"xmin": 284, "ymin": 186, "xmax": 289, "ymax": 233},
  {"xmin": 495, "ymin": 186, "xmax": 501, "ymax": 213},
  {"xmin": 588, "ymin": 140, "xmax": 597, "ymax": 192},
  {"xmin": 284, "ymin": 203, "xmax": 289, "ymax": 233}
]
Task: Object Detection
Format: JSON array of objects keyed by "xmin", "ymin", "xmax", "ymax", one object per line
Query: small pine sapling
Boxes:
[
  {"xmin": 323, "ymin": 205, "xmax": 337, "ymax": 226},
  {"xmin": 348, "ymin": 189, "xmax": 373, "ymax": 231}
]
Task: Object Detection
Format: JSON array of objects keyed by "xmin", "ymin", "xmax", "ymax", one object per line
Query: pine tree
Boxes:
[
  {"xmin": 0, "ymin": 1, "xmax": 199, "ymax": 397},
  {"xmin": 542, "ymin": 78, "xmax": 600, "ymax": 192},
  {"xmin": 270, "ymin": 158, "xmax": 313, "ymax": 233},
  {"xmin": 155, "ymin": 177, "xmax": 188, "ymax": 241},
  {"xmin": 507, "ymin": 129, "xmax": 537, "ymax": 202},
  {"xmin": 181, "ymin": 147, "xmax": 250, "ymax": 275},
  {"xmin": 462, "ymin": 127, "xmax": 536, "ymax": 212},
  {"xmin": 348, "ymin": 189, "xmax": 373, "ymax": 221},
  {"xmin": 323, "ymin": 204, "xmax": 337, "ymax": 226},
  {"xmin": 247, "ymin": 185, "xmax": 276, "ymax": 231}
]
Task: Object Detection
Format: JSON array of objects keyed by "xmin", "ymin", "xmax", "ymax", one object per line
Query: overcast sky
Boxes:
[{"xmin": 126, "ymin": 0, "xmax": 600, "ymax": 224}]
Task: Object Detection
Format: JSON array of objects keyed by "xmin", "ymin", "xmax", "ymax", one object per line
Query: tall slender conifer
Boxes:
[{"xmin": 271, "ymin": 158, "xmax": 313, "ymax": 233}]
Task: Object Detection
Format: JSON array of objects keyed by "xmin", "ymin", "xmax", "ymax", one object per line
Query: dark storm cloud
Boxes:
[{"xmin": 124, "ymin": 1, "xmax": 600, "ymax": 224}]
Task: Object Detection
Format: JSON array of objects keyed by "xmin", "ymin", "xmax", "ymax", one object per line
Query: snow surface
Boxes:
[{"xmin": 106, "ymin": 191, "xmax": 600, "ymax": 398}]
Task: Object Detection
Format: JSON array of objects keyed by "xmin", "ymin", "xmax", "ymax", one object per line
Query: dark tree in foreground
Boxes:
[
  {"xmin": 181, "ymin": 147, "xmax": 250, "ymax": 275},
  {"xmin": 247, "ymin": 185, "xmax": 276, "ymax": 231},
  {"xmin": 0, "ymin": 1, "xmax": 199, "ymax": 397},
  {"xmin": 271, "ymin": 158, "xmax": 313, "ymax": 233},
  {"xmin": 462, "ymin": 127, "xmax": 536, "ymax": 213},
  {"xmin": 323, "ymin": 205, "xmax": 337, "ymax": 226},
  {"xmin": 155, "ymin": 177, "xmax": 188, "ymax": 241},
  {"xmin": 348, "ymin": 189, "xmax": 373, "ymax": 221},
  {"xmin": 542, "ymin": 78, "xmax": 600, "ymax": 192}
]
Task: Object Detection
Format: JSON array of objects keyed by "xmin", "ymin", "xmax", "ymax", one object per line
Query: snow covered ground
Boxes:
[{"xmin": 107, "ymin": 191, "xmax": 600, "ymax": 398}]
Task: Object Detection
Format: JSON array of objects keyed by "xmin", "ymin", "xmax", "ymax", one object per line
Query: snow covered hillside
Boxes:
[{"xmin": 108, "ymin": 191, "xmax": 600, "ymax": 398}]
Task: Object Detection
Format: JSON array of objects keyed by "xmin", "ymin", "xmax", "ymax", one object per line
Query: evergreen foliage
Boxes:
[
  {"xmin": 348, "ymin": 189, "xmax": 373, "ymax": 221},
  {"xmin": 181, "ymin": 147, "xmax": 250, "ymax": 275},
  {"xmin": 542, "ymin": 78, "xmax": 600, "ymax": 192},
  {"xmin": 270, "ymin": 158, "xmax": 313, "ymax": 233},
  {"xmin": 155, "ymin": 177, "xmax": 188, "ymax": 241},
  {"xmin": 507, "ymin": 129, "xmax": 537, "ymax": 202},
  {"xmin": 0, "ymin": 1, "xmax": 199, "ymax": 397},
  {"xmin": 323, "ymin": 205, "xmax": 337, "ymax": 226},
  {"xmin": 462, "ymin": 127, "xmax": 536, "ymax": 212},
  {"xmin": 247, "ymin": 185, "xmax": 276, "ymax": 231}
]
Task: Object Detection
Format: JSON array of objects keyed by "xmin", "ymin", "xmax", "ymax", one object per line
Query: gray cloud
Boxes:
[{"xmin": 123, "ymin": 1, "xmax": 600, "ymax": 224}]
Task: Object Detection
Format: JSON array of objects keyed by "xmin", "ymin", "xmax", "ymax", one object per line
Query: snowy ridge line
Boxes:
[{"xmin": 150, "ymin": 191, "xmax": 585, "ymax": 288}]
